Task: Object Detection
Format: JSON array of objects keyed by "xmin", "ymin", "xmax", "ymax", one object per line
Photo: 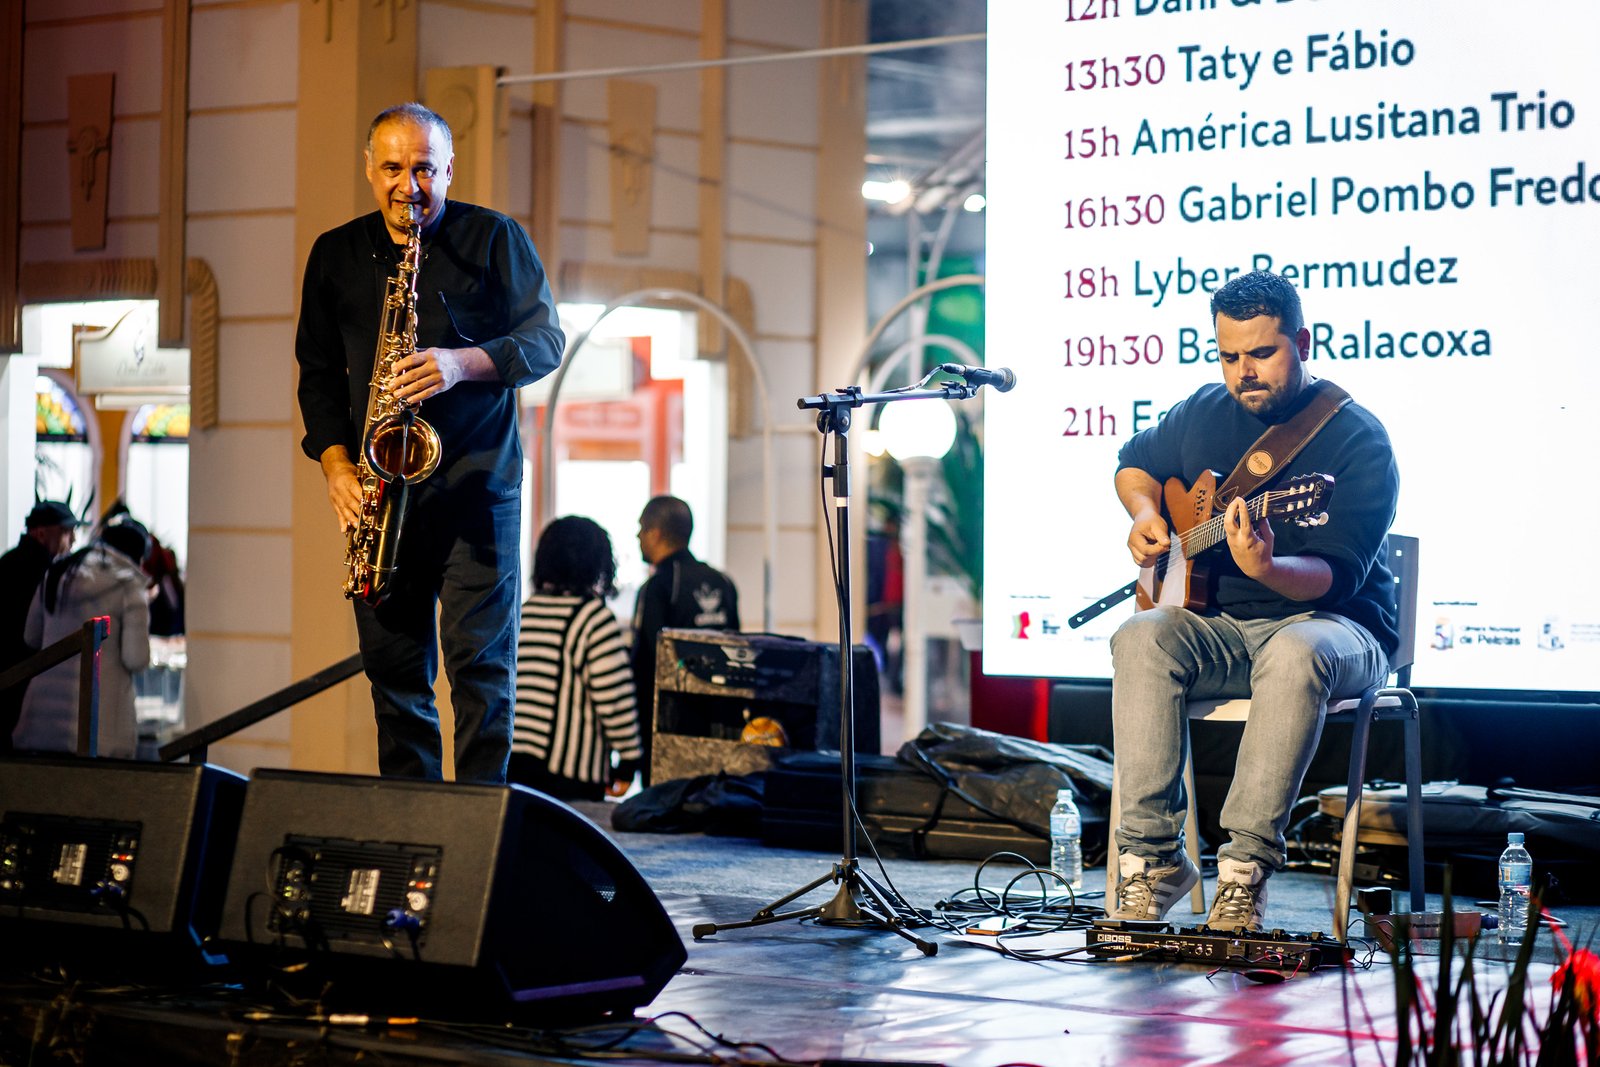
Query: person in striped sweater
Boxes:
[{"xmin": 511, "ymin": 516, "xmax": 643, "ymax": 801}]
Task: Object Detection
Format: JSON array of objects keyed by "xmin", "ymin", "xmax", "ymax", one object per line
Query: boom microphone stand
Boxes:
[{"xmin": 692, "ymin": 368, "xmax": 1001, "ymax": 954}]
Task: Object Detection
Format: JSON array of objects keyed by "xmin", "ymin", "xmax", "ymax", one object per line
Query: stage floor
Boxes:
[
  {"xmin": 3, "ymin": 800, "xmax": 1592, "ymax": 1067},
  {"xmin": 607, "ymin": 805, "xmax": 1590, "ymax": 1067}
]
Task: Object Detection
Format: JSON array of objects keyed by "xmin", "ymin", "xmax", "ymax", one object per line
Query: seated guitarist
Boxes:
[{"xmin": 1108, "ymin": 270, "xmax": 1400, "ymax": 932}]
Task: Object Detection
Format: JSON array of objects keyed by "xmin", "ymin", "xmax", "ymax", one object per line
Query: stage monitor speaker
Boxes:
[
  {"xmin": 217, "ymin": 770, "xmax": 686, "ymax": 1022},
  {"xmin": 0, "ymin": 755, "xmax": 246, "ymax": 979}
]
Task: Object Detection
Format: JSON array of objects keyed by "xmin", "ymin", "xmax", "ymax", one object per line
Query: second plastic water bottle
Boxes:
[
  {"xmin": 1049, "ymin": 788, "xmax": 1083, "ymax": 890},
  {"xmin": 1497, "ymin": 831, "xmax": 1533, "ymax": 945}
]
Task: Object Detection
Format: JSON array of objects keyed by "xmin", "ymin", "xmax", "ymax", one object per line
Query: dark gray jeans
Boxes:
[{"xmin": 354, "ymin": 486, "xmax": 521, "ymax": 783}]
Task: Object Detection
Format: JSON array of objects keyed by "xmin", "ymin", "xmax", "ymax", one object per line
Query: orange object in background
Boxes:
[{"xmin": 740, "ymin": 715, "xmax": 789, "ymax": 747}]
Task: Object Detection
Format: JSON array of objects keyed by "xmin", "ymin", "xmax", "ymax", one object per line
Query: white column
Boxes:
[
  {"xmin": 0, "ymin": 354, "xmax": 39, "ymax": 540},
  {"xmin": 899, "ymin": 454, "xmax": 936, "ymax": 740},
  {"xmin": 879, "ymin": 396, "xmax": 956, "ymax": 744}
]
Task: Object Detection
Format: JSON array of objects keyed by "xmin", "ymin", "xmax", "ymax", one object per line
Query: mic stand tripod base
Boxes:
[{"xmin": 691, "ymin": 859, "xmax": 938, "ymax": 956}]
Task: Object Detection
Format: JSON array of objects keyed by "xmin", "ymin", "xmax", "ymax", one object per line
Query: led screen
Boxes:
[{"xmin": 983, "ymin": 0, "xmax": 1600, "ymax": 692}]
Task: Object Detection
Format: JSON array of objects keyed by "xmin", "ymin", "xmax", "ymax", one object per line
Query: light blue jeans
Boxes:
[{"xmin": 1110, "ymin": 606, "xmax": 1390, "ymax": 872}]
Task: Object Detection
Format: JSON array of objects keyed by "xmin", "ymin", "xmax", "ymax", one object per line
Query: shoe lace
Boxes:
[
  {"xmin": 1209, "ymin": 880, "xmax": 1260, "ymax": 927},
  {"xmin": 1117, "ymin": 871, "xmax": 1157, "ymax": 917}
]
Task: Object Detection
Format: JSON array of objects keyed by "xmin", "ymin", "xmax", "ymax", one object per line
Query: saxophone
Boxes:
[{"xmin": 343, "ymin": 205, "xmax": 442, "ymax": 605}]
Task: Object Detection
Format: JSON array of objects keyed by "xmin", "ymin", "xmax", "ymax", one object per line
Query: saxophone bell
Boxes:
[{"xmin": 365, "ymin": 406, "xmax": 442, "ymax": 484}]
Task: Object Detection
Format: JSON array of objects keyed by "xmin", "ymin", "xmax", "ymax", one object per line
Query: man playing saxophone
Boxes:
[{"xmin": 296, "ymin": 102, "xmax": 564, "ymax": 783}]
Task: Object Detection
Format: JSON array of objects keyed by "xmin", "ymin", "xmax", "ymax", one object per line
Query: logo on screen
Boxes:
[{"xmin": 1013, "ymin": 611, "xmax": 1031, "ymax": 639}]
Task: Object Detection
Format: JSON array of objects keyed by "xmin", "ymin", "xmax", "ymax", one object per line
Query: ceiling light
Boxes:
[{"xmin": 862, "ymin": 179, "xmax": 911, "ymax": 204}]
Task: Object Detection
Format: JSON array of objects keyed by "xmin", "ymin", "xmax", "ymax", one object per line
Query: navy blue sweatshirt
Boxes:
[{"xmin": 1116, "ymin": 380, "xmax": 1400, "ymax": 656}]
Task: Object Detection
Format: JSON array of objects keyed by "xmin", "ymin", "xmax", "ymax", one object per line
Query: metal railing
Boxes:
[
  {"xmin": 157, "ymin": 653, "xmax": 364, "ymax": 765},
  {"xmin": 0, "ymin": 617, "xmax": 110, "ymax": 757}
]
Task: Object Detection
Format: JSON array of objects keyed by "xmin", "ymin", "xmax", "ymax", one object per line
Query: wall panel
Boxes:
[
  {"xmin": 728, "ymin": 49, "xmax": 819, "ymax": 145},
  {"xmin": 729, "ymin": 0, "xmax": 822, "ymax": 49},
  {"xmin": 188, "ymin": 110, "xmax": 297, "ymax": 213},
  {"xmin": 562, "ymin": 24, "xmax": 700, "ymax": 127},
  {"xmin": 184, "ymin": 531, "xmax": 293, "ymax": 634},
  {"xmin": 20, "ymin": 18, "xmax": 164, "ymax": 121},
  {"xmin": 187, "ymin": 427, "xmax": 293, "ymax": 529},
  {"xmin": 572, "ymin": 2, "xmax": 700, "ymax": 35},
  {"xmin": 418, "ymin": 1, "xmax": 533, "ymax": 73},
  {"xmin": 186, "ymin": 215, "xmax": 296, "ymax": 319},
  {"xmin": 188, "ymin": 2, "xmax": 298, "ymax": 108},
  {"xmin": 727, "ymin": 143, "xmax": 817, "ymax": 242},
  {"xmin": 181, "ymin": 635, "xmax": 292, "ymax": 741},
  {"xmin": 726, "ymin": 240, "xmax": 813, "ymax": 337},
  {"xmin": 215, "ymin": 320, "xmax": 294, "ymax": 424}
]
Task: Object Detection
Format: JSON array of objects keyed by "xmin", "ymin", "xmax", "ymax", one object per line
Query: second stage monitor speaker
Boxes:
[
  {"xmin": 217, "ymin": 769, "xmax": 685, "ymax": 1022},
  {"xmin": 0, "ymin": 755, "xmax": 245, "ymax": 980}
]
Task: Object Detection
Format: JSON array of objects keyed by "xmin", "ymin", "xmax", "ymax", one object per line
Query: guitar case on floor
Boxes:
[
  {"xmin": 760, "ymin": 724, "xmax": 1114, "ymax": 866},
  {"xmin": 761, "ymin": 751, "xmax": 1053, "ymax": 863}
]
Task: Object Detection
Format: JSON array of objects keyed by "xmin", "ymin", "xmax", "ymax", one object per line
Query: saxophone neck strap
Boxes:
[{"xmin": 1216, "ymin": 379, "xmax": 1352, "ymax": 507}]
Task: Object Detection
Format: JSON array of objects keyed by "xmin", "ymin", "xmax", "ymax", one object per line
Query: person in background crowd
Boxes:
[
  {"xmin": 631, "ymin": 495, "xmax": 740, "ymax": 784},
  {"xmin": 103, "ymin": 497, "xmax": 186, "ymax": 636},
  {"xmin": 511, "ymin": 516, "xmax": 643, "ymax": 801},
  {"xmin": 0, "ymin": 501, "xmax": 85, "ymax": 752},
  {"xmin": 15, "ymin": 516, "xmax": 154, "ymax": 758}
]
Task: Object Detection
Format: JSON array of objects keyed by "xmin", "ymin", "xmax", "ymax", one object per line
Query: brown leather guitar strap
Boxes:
[{"xmin": 1214, "ymin": 379, "xmax": 1351, "ymax": 508}]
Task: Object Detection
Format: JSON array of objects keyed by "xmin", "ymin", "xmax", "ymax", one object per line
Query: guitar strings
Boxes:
[{"xmin": 1173, "ymin": 487, "xmax": 1315, "ymax": 560}]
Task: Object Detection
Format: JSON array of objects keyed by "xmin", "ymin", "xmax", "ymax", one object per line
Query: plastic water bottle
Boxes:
[
  {"xmin": 1049, "ymin": 788, "xmax": 1083, "ymax": 890},
  {"xmin": 1497, "ymin": 832, "xmax": 1532, "ymax": 945}
]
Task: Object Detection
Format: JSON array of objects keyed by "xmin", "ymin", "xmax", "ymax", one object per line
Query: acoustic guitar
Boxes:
[{"xmin": 1068, "ymin": 470, "xmax": 1333, "ymax": 629}]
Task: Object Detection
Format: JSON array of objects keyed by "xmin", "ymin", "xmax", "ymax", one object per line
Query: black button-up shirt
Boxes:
[{"xmin": 296, "ymin": 200, "xmax": 564, "ymax": 498}]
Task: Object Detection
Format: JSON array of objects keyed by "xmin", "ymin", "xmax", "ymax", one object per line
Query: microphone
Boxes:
[{"xmin": 941, "ymin": 363, "xmax": 1017, "ymax": 393}]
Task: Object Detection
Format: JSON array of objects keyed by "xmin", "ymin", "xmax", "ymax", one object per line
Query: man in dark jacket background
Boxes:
[
  {"xmin": 630, "ymin": 495, "xmax": 740, "ymax": 784},
  {"xmin": 1, "ymin": 501, "xmax": 83, "ymax": 752}
]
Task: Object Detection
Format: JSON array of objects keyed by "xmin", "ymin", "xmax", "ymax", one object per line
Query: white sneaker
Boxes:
[
  {"xmin": 1206, "ymin": 857, "xmax": 1270, "ymax": 932},
  {"xmin": 1109, "ymin": 851, "xmax": 1200, "ymax": 921}
]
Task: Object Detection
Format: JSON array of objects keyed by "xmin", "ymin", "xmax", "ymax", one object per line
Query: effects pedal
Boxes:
[{"xmin": 1085, "ymin": 919, "xmax": 1352, "ymax": 972}]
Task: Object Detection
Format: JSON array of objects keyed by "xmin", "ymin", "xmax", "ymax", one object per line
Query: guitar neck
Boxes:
[{"xmin": 1179, "ymin": 492, "xmax": 1272, "ymax": 558}]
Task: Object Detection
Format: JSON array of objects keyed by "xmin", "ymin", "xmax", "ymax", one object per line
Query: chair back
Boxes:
[{"xmin": 1386, "ymin": 534, "xmax": 1420, "ymax": 686}]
